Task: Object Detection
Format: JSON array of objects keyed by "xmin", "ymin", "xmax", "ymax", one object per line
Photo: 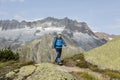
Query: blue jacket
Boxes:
[{"xmin": 52, "ymin": 37, "xmax": 67, "ymax": 48}]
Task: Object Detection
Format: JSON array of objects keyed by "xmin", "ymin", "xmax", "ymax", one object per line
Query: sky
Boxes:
[{"xmin": 0, "ymin": 0, "xmax": 120, "ymax": 34}]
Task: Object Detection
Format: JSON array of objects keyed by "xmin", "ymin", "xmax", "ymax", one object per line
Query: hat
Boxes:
[{"xmin": 57, "ymin": 32, "xmax": 62, "ymax": 35}]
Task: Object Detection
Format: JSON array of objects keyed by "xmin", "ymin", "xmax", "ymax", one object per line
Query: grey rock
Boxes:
[
  {"xmin": 5, "ymin": 63, "xmax": 76, "ymax": 80},
  {"xmin": 18, "ymin": 34, "xmax": 84, "ymax": 63}
]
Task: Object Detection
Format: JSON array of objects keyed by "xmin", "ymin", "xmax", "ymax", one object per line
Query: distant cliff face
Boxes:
[
  {"xmin": 0, "ymin": 17, "xmax": 106, "ymax": 50},
  {"xmin": 18, "ymin": 34, "xmax": 84, "ymax": 63}
]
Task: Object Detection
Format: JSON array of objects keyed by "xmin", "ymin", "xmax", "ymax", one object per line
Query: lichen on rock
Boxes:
[{"xmin": 5, "ymin": 63, "xmax": 76, "ymax": 80}]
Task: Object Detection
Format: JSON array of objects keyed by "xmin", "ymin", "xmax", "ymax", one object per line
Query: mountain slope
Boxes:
[
  {"xmin": 84, "ymin": 37, "xmax": 120, "ymax": 71},
  {"xmin": 18, "ymin": 34, "xmax": 84, "ymax": 63},
  {"xmin": 95, "ymin": 32, "xmax": 120, "ymax": 41},
  {"xmin": 0, "ymin": 17, "xmax": 106, "ymax": 50}
]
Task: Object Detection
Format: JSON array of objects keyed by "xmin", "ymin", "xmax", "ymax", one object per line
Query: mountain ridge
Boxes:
[
  {"xmin": 0, "ymin": 17, "xmax": 106, "ymax": 50},
  {"xmin": 95, "ymin": 32, "xmax": 120, "ymax": 41}
]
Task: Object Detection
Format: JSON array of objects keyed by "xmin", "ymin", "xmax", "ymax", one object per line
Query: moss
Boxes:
[
  {"xmin": 103, "ymin": 70, "xmax": 120, "ymax": 79},
  {"xmin": 71, "ymin": 53, "xmax": 84, "ymax": 61},
  {"xmin": 77, "ymin": 72, "xmax": 99, "ymax": 80},
  {"xmin": 72, "ymin": 53, "xmax": 89, "ymax": 68},
  {"xmin": 20, "ymin": 61, "xmax": 35, "ymax": 67},
  {"xmin": 7, "ymin": 63, "xmax": 76, "ymax": 80},
  {"xmin": 0, "ymin": 60, "xmax": 17, "ymax": 70},
  {"xmin": 88, "ymin": 64, "xmax": 100, "ymax": 72},
  {"xmin": 76, "ymin": 60, "xmax": 88, "ymax": 68}
]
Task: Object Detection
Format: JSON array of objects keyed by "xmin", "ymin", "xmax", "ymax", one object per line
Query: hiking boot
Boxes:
[
  {"xmin": 53, "ymin": 61, "xmax": 58, "ymax": 64},
  {"xmin": 58, "ymin": 62, "xmax": 63, "ymax": 65}
]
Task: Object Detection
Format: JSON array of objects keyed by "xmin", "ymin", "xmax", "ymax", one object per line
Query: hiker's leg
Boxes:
[
  {"xmin": 55, "ymin": 48, "xmax": 59, "ymax": 62},
  {"xmin": 57, "ymin": 48, "xmax": 62, "ymax": 63},
  {"xmin": 57, "ymin": 48, "xmax": 62, "ymax": 58}
]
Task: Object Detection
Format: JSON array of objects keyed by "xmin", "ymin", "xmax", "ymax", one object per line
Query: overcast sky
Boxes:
[{"xmin": 0, "ymin": 0, "xmax": 120, "ymax": 34}]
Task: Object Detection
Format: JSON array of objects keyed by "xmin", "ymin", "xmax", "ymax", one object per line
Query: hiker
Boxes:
[{"xmin": 52, "ymin": 32, "xmax": 67, "ymax": 65}]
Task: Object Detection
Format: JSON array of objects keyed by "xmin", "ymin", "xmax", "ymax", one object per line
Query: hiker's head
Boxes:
[{"xmin": 58, "ymin": 32, "xmax": 62, "ymax": 38}]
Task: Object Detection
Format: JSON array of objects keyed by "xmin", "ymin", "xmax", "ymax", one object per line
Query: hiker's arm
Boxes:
[{"xmin": 62, "ymin": 39, "xmax": 67, "ymax": 47}]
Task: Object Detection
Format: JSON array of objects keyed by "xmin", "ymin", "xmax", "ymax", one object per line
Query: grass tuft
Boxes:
[{"xmin": 77, "ymin": 72, "xmax": 99, "ymax": 80}]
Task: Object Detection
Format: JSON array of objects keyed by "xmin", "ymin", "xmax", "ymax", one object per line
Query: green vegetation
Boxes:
[
  {"xmin": 0, "ymin": 60, "xmax": 34, "ymax": 78},
  {"xmin": 77, "ymin": 72, "xmax": 99, "ymax": 80},
  {"xmin": 84, "ymin": 37, "xmax": 120, "ymax": 71},
  {"xmin": 63, "ymin": 53, "xmax": 120, "ymax": 80},
  {"xmin": 0, "ymin": 60, "xmax": 17, "ymax": 69},
  {"xmin": 0, "ymin": 60, "xmax": 34, "ymax": 71},
  {"xmin": 0, "ymin": 47, "xmax": 35, "ymax": 78},
  {"xmin": 103, "ymin": 70, "xmax": 120, "ymax": 79},
  {"xmin": 0, "ymin": 47, "xmax": 19, "ymax": 61}
]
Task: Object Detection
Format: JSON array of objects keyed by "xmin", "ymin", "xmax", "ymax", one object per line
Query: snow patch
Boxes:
[
  {"xmin": 109, "ymin": 37, "xmax": 113, "ymax": 40},
  {"xmin": 44, "ymin": 27, "xmax": 65, "ymax": 32},
  {"xmin": 73, "ymin": 32, "xmax": 91, "ymax": 40},
  {"xmin": 73, "ymin": 32, "xmax": 96, "ymax": 43},
  {"xmin": 0, "ymin": 26, "xmax": 65, "ymax": 43},
  {"xmin": 42, "ymin": 22, "xmax": 52, "ymax": 26}
]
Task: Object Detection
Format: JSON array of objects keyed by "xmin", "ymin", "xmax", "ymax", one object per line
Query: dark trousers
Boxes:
[{"xmin": 55, "ymin": 48, "xmax": 62, "ymax": 63}]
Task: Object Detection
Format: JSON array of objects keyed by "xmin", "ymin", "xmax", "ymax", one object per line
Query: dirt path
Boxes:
[{"xmin": 56, "ymin": 65, "xmax": 110, "ymax": 80}]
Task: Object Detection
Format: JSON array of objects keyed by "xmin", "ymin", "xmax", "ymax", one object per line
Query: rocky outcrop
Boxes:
[
  {"xmin": 18, "ymin": 34, "xmax": 84, "ymax": 63},
  {"xmin": 5, "ymin": 63, "xmax": 76, "ymax": 80}
]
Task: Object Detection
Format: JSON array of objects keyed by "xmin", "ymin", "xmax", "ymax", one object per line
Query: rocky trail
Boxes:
[{"xmin": 56, "ymin": 65, "xmax": 110, "ymax": 80}]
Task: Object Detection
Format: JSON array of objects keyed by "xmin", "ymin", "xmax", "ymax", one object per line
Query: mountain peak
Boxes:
[
  {"xmin": 42, "ymin": 17, "xmax": 58, "ymax": 22},
  {"xmin": 0, "ymin": 17, "xmax": 106, "ymax": 51},
  {"xmin": 63, "ymin": 17, "xmax": 71, "ymax": 20},
  {"xmin": 41, "ymin": 17, "xmax": 75, "ymax": 23}
]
